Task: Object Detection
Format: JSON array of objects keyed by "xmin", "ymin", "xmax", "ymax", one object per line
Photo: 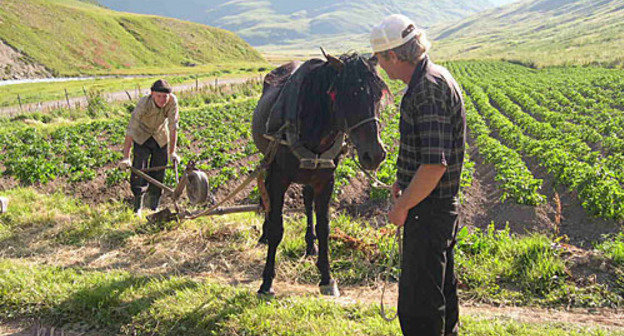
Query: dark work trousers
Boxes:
[
  {"xmin": 398, "ymin": 196, "xmax": 460, "ymax": 336},
  {"xmin": 130, "ymin": 137, "xmax": 168, "ymax": 199}
]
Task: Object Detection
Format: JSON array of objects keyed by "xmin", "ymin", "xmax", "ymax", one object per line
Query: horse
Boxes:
[{"xmin": 251, "ymin": 51, "xmax": 389, "ymax": 297}]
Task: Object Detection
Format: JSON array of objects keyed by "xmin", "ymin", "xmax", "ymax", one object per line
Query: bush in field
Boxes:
[{"xmin": 86, "ymin": 89, "xmax": 110, "ymax": 118}]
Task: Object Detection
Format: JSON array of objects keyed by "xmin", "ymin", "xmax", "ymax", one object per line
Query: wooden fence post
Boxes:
[
  {"xmin": 17, "ymin": 94, "xmax": 23, "ymax": 112},
  {"xmin": 64, "ymin": 88, "xmax": 71, "ymax": 108}
]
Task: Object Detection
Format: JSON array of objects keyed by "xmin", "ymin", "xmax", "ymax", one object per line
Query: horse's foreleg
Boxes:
[
  {"xmin": 314, "ymin": 177, "xmax": 340, "ymax": 296},
  {"xmin": 258, "ymin": 167, "xmax": 289, "ymax": 297},
  {"xmin": 257, "ymin": 172, "xmax": 271, "ymax": 245},
  {"xmin": 258, "ymin": 219, "xmax": 269, "ymax": 245},
  {"xmin": 303, "ymin": 185, "xmax": 317, "ymax": 256}
]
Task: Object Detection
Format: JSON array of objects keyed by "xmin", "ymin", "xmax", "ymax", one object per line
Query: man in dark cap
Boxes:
[{"xmin": 120, "ymin": 79, "xmax": 180, "ymax": 216}]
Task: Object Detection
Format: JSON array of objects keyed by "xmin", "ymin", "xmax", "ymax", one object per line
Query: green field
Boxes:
[
  {"xmin": 1, "ymin": 60, "xmax": 623, "ymax": 334},
  {"xmin": 0, "ymin": 0, "xmax": 265, "ymax": 76},
  {"xmin": 0, "ymin": 67, "xmax": 265, "ymax": 108}
]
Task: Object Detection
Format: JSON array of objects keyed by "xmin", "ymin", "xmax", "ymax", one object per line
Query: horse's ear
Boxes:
[
  {"xmin": 320, "ymin": 47, "xmax": 344, "ymax": 72},
  {"xmin": 368, "ymin": 55, "xmax": 379, "ymax": 67}
]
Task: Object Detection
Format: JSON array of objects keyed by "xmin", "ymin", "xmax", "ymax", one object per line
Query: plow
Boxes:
[{"xmin": 128, "ymin": 157, "xmax": 302, "ymax": 224}]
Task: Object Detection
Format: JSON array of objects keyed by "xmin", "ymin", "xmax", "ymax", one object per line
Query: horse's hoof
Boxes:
[
  {"xmin": 319, "ymin": 279, "xmax": 340, "ymax": 297},
  {"xmin": 257, "ymin": 287, "xmax": 275, "ymax": 299},
  {"xmin": 305, "ymin": 245, "xmax": 318, "ymax": 257}
]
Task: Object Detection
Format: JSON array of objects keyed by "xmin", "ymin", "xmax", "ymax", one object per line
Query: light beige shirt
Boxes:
[{"xmin": 126, "ymin": 94, "xmax": 179, "ymax": 148}]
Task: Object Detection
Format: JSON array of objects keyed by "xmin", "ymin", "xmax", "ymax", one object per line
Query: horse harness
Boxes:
[{"xmin": 263, "ymin": 87, "xmax": 380, "ymax": 170}]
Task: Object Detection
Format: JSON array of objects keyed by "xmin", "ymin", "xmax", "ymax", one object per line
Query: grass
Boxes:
[
  {"xmin": 597, "ymin": 233, "xmax": 624, "ymax": 266},
  {"xmin": 0, "ymin": 259, "xmax": 622, "ymax": 335},
  {"xmin": 456, "ymin": 225, "xmax": 623, "ymax": 307},
  {"xmin": 0, "ymin": 67, "xmax": 266, "ymax": 108},
  {"xmin": 0, "ymin": 79, "xmax": 263, "ymax": 128},
  {"xmin": 0, "ymin": 188, "xmax": 138, "ymax": 247},
  {"xmin": 0, "ymin": 0, "xmax": 265, "ymax": 76},
  {"xmin": 0, "ymin": 188, "xmax": 621, "ymax": 310}
]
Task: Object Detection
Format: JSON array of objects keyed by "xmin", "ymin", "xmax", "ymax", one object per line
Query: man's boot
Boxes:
[
  {"xmin": 148, "ymin": 190, "xmax": 161, "ymax": 211},
  {"xmin": 133, "ymin": 194, "xmax": 144, "ymax": 216}
]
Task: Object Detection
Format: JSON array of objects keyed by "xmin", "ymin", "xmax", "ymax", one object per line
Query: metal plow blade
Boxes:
[{"xmin": 146, "ymin": 208, "xmax": 180, "ymax": 224}]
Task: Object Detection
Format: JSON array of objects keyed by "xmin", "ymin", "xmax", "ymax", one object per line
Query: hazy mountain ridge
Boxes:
[
  {"xmin": 430, "ymin": 0, "xmax": 624, "ymax": 67},
  {"xmin": 98, "ymin": 0, "xmax": 518, "ymax": 46}
]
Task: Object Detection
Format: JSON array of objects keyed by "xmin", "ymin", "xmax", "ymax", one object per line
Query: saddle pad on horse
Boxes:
[
  {"xmin": 265, "ymin": 59, "xmax": 325, "ymax": 135},
  {"xmin": 253, "ymin": 59, "xmax": 345, "ymax": 169}
]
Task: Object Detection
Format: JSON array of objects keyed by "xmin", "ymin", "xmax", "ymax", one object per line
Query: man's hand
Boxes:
[
  {"xmin": 170, "ymin": 152, "xmax": 180, "ymax": 164},
  {"xmin": 388, "ymin": 204, "xmax": 408, "ymax": 227},
  {"xmin": 119, "ymin": 158, "xmax": 132, "ymax": 169}
]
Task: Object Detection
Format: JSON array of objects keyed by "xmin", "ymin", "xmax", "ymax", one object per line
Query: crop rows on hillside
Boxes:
[
  {"xmin": 447, "ymin": 61, "xmax": 624, "ymax": 221},
  {"xmin": 1, "ymin": 61, "xmax": 623, "ymax": 221}
]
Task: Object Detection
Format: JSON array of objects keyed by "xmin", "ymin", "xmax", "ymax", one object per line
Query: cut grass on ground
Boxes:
[
  {"xmin": 0, "ymin": 188, "xmax": 622, "ymax": 310},
  {"xmin": 0, "ymin": 259, "xmax": 622, "ymax": 336}
]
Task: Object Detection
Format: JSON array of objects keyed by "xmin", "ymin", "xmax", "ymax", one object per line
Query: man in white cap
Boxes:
[{"xmin": 371, "ymin": 14, "xmax": 466, "ymax": 336}]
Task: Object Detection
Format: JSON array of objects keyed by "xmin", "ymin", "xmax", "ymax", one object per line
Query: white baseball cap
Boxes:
[{"xmin": 370, "ymin": 14, "xmax": 421, "ymax": 53}]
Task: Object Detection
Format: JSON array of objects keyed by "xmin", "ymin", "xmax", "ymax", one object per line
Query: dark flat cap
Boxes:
[{"xmin": 151, "ymin": 79, "xmax": 172, "ymax": 93}]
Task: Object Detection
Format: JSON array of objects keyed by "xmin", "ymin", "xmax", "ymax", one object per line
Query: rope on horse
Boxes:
[
  {"xmin": 348, "ymin": 147, "xmax": 393, "ymax": 191},
  {"xmin": 344, "ymin": 143, "xmax": 404, "ymax": 321}
]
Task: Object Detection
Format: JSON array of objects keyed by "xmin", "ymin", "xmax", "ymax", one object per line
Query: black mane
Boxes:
[
  {"xmin": 297, "ymin": 59, "xmax": 337, "ymax": 149},
  {"xmin": 297, "ymin": 53, "xmax": 389, "ymax": 150}
]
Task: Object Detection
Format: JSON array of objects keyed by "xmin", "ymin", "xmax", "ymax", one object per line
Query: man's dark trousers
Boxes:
[
  {"xmin": 130, "ymin": 137, "xmax": 168, "ymax": 201},
  {"xmin": 398, "ymin": 196, "xmax": 460, "ymax": 336}
]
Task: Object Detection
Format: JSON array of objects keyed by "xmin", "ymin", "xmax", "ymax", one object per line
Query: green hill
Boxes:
[
  {"xmin": 98, "ymin": 0, "xmax": 518, "ymax": 46},
  {"xmin": 430, "ymin": 0, "xmax": 624, "ymax": 67},
  {"xmin": 0, "ymin": 0, "xmax": 265, "ymax": 76}
]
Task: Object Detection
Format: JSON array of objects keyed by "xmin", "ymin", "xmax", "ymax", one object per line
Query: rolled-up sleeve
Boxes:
[
  {"xmin": 415, "ymin": 102, "xmax": 452, "ymax": 166},
  {"xmin": 126, "ymin": 101, "xmax": 143, "ymax": 138}
]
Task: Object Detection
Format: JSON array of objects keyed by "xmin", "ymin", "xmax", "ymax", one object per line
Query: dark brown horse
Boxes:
[{"xmin": 252, "ymin": 52, "xmax": 388, "ymax": 296}]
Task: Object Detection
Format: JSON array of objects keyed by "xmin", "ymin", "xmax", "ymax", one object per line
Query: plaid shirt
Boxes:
[{"xmin": 396, "ymin": 55, "xmax": 466, "ymax": 198}]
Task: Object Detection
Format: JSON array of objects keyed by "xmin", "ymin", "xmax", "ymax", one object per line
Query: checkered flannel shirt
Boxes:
[{"xmin": 396, "ymin": 55, "xmax": 466, "ymax": 198}]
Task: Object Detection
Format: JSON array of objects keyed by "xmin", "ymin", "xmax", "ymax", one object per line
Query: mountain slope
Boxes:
[
  {"xmin": 0, "ymin": 0, "xmax": 264, "ymax": 77},
  {"xmin": 430, "ymin": 0, "xmax": 624, "ymax": 67},
  {"xmin": 98, "ymin": 0, "xmax": 518, "ymax": 46}
]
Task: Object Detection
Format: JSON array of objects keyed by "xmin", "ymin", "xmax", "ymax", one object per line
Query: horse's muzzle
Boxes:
[{"xmin": 359, "ymin": 147, "xmax": 386, "ymax": 170}]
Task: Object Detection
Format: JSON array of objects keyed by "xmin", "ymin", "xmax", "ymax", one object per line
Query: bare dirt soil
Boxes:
[{"xmin": 0, "ymin": 40, "xmax": 51, "ymax": 80}]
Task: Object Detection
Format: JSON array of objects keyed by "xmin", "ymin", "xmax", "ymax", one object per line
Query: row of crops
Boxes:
[
  {"xmin": 1, "ymin": 61, "xmax": 622, "ymax": 220},
  {"xmin": 447, "ymin": 61, "xmax": 624, "ymax": 221},
  {"xmin": 0, "ymin": 83, "xmax": 262, "ymax": 189}
]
